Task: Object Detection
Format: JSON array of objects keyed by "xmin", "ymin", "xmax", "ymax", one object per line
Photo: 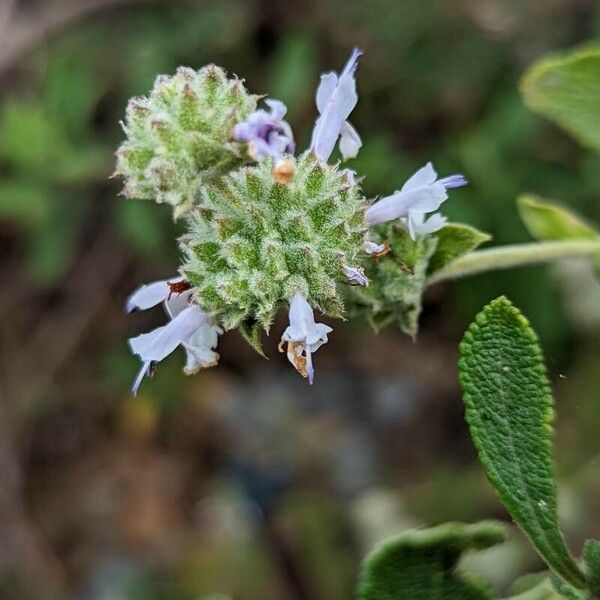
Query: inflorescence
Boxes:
[{"xmin": 119, "ymin": 48, "xmax": 467, "ymax": 394}]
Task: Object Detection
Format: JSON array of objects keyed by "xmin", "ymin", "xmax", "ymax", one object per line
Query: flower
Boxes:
[
  {"xmin": 364, "ymin": 162, "xmax": 467, "ymax": 239},
  {"xmin": 310, "ymin": 48, "xmax": 363, "ymax": 162},
  {"xmin": 126, "ymin": 277, "xmax": 222, "ymax": 395},
  {"xmin": 278, "ymin": 293, "xmax": 332, "ymax": 384},
  {"xmin": 363, "ymin": 240, "xmax": 390, "ymax": 257},
  {"xmin": 233, "ymin": 99, "xmax": 295, "ymax": 162},
  {"xmin": 401, "ymin": 212, "xmax": 448, "ymax": 239},
  {"xmin": 343, "ymin": 264, "xmax": 369, "ymax": 286}
]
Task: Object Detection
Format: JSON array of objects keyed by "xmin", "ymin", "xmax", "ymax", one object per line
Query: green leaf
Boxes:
[
  {"xmin": 521, "ymin": 45, "xmax": 600, "ymax": 153},
  {"xmin": 357, "ymin": 521, "xmax": 507, "ymax": 600},
  {"xmin": 583, "ymin": 539, "xmax": 600, "ymax": 596},
  {"xmin": 238, "ymin": 319, "xmax": 267, "ymax": 358},
  {"xmin": 458, "ymin": 297, "xmax": 586, "ymax": 590},
  {"xmin": 517, "ymin": 195, "xmax": 599, "ymax": 242},
  {"xmin": 428, "ymin": 223, "xmax": 491, "ymax": 275}
]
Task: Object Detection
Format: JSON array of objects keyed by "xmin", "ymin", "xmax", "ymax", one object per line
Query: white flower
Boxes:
[
  {"xmin": 310, "ymin": 48, "xmax": 363, "ymax": 162},
  {"xmin": 278, "ymin": 293, "xmax": 332, "ymax": 384},
  {"xmin": 342, "ymin": 264, "xmax": 369, "ymax": 286},
  {"xmin": 364, "ymin": 162, "xmax": 467, "ymax": 239},
  {"xmin": 126, "ymin": 277, "xmax": 222, "ymax": 395}
]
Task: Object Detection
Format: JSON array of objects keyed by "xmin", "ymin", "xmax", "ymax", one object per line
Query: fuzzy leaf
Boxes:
[
  {"xmin": 357, "ymin": 521, "xmax": 506, "ymax": 600},
  {"xmin": 428, "ymin": 223, "xmax": 491, "ymax": 275},
  {"xmin": 583, "ymin": 539, "xmax": 600, "ymax": 596},
  {"xmin": 521, "ymin": 45, "xmax": 600, "ymax": 153},
  {"xmin": 238, "ymin": 319, "xmax": 267, "ymax": 357},
  {"xmin": 517, "ymin": 195, "xmax": 599, "ymax": 242},
  {"xmin": 459, "ymin": 297, "xmax": 586, "ymax": 590}
]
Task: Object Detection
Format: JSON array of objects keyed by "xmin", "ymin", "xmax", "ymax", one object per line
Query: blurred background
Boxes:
[{"xmin": 1, "ymin": 1, "xmax": 600, "ymax": 598}]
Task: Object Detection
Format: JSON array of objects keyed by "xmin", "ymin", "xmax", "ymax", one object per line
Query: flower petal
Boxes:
[
  {"xmin": 406, "ymin": 212, "xmax": 447, "ymax": 239},
  {"xmin": 310, "ymin": 48, "xmax": 363, "ymax": 162},
  {"xmin": 339, "ymin": 120, "xmax": 362, "ymax": 160},
  {"xmin": 125, "ymin": 277, "xmax": 181, "ymax": 313},
  {"xmin": 182, "ymin": 323, "xmax": 222, "ymax": 374},
  {"xmin": 129, "ymin": 305, "xmax": 207, "ymax": 363},
  {"xmin": 401, "ymin": 162, "xmax": 437, "ymax": 192},
  {"xmin": 315, "ymin": 72, "xmax": 338, "ymax": 112},
  {"xmin": 343, "ymin": 264, "xmax": 369, "ymax": 286}
]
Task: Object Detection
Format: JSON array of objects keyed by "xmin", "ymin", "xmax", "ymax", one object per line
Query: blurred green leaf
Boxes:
[
  {"xmin": 517, "ymin": 195, "xmax": 599, "ymax": 242},
  {"xmin": 267, "ymin": 33, "xmax": 317, "ymax": 117},
  {"xmin": 521, "ymin": 45, "xmax": 600, "ymax": 153},
  {"xmin": 26, "ymin": 211, "xmax": 78, "ymax": 285},
  {"xmin": 459, "ymin": 297, "xmax": 586, "ymax": 590},
  {"xmin": 428, "ymin": 223, "xmax": 491, "ymax": 275},
  {"xmin": 0, "ymin": 100, "xmax": 71, "ymax": 175},
  {"xmin": 116, "ymin": 200, "xmax": 177, "ymax": 258},
  {"xmin": 0, "ymin": 180, "xmax": 53, "ymax": 226},
  {"xmin": 357, "ymin": 521, "xmax": 506, "ymax": 600}
]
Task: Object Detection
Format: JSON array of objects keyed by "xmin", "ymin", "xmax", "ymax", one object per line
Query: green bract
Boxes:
[
  {"xmin": 115, "ymin": 65, "xmax": 257, "ymax": 218},
  {"xmin": 181, "ymin": 151, "xmax": 368, "ymax": 330}
]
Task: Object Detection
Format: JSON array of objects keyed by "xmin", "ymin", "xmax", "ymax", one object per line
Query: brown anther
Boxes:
[{"xmin": 167, "ymin": 280, "xmax": 191, "ymax": 300}]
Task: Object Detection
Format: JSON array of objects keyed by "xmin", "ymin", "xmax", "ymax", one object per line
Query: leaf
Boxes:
[
  {"xmin": 583, "ymin": 539, "xmax": 600, "ymax": 596},
  {"xmin": 428, "ymin": 223, "xmax": 491, "ymax": 275},
  {"xmin": 357, "ymin": 521, "xmax": 507, "ymax": 600},
  {"xmin": 517, "ymin": 195, "xmax": 599, "ymax": 242},
  {"xmin": 238, "ymin": 319, "xmax": 267, "ymax": 358},
  {"xmin": 521, "ymin": 45, "xmax": 600, "ymax": 153},
  {"xmin": 458, "ymin": 297, "xmax": 586, "ymax": 589}
]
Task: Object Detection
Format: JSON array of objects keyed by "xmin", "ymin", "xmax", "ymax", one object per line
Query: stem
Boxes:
[{"xmin": 428, "ymin": 240, "xmax": 600, "ymax": 285}]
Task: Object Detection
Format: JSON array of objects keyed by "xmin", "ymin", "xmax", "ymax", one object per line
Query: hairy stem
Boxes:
[{"xmin": 428, "ymin": 240, "xmax": 600, "ymax": 285}]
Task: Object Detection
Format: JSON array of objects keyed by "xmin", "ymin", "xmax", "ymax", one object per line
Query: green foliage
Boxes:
[
  {"xmin": 583, "ymin": 540, "xmax": 600, "ymax": 596},
  {"xmin": 459, "ymin": 297, "xmax": 586, "ymax": 589},
  {"xmin": 182, "ymin": 152, "xmax": 367, "ymax": 331},
  {"xmin": 348, "ymin": 225, "xmax": 437, "ymax": 337},
  {"xmin": 356, "ymin": 521, "xmax": 507, "ymax": 600},
  {"xmin": 521, "ymin": 45, "xmax": 600, "ymax": 153},
  {"xmin": 517, "ymin": 195, "xmax": 599, "ymax": 242},
  {"xmin": 115, "ymin": 65, "xmax": 258, "ymax": 218},
  {"xmin": 428, "ymin": 223, "xmax": 491, "ymax": 275}
]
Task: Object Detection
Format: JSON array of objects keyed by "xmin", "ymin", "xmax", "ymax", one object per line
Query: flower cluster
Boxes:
[{"xmin": 120, "ymin": 49, "xmax": 467, "ymax": 394}]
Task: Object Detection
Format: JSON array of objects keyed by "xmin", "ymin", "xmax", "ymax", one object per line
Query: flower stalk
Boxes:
[{"xmin": 428, "ymin": 239, "xmax": 600, "ymax": 285}]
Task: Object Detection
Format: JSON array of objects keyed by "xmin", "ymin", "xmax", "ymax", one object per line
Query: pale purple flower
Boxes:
[
  {"xmin": 233, "ymin": 99, "xmax": 295, "ymax": 162},
  {"xmin": 278, "ymin": 293, "xmax": 332, "ymax": 384},
  {"xmin": 310, "ymin": 48, "xmax": 363, "ymax": 162},
  {"xmin": 402, "ymin": 212, "xmax": 448, "ymax": 239},
  {"xmin": 363, "ymin": 241, "xmax": 387, "ymax": 256},
  {"xmin": 365, "ymin": 162, "xmax": 467, "ymax": 239},
  {"xmin": 126, "ymin": 277, "xmax": 221, "ymax": 395},
  {"xmin": 343, "ymin": 264, "xmax": 369, "ymax": 287}
]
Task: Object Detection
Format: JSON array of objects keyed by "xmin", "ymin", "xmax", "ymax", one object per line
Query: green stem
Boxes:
[{"xmin": 428, "ymin": 240, "xmax": 600, "ymax": 285}]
